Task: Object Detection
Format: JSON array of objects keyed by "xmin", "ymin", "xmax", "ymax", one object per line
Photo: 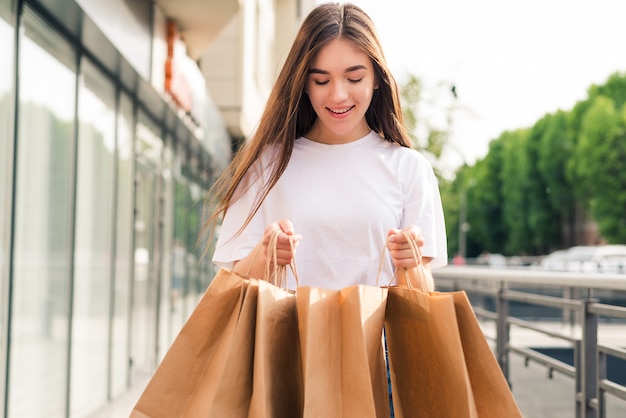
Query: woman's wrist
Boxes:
[{"xmin": 233, "ymin": 242, "xmax": 267, "ymax": 279}]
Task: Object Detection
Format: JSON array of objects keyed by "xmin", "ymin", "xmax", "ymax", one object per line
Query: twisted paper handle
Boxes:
[
  {"xmin": 376, "ymin": 231, "xmax": 428, "ymax": 291},
  {"xmin": 263, "ymin": 229, "xmax": 299, "ymax": 289}
]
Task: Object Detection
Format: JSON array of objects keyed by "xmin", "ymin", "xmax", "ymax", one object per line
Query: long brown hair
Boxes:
[{"xmin": 200, "ymin": 2, "xmax": 411, "ymax": 252}]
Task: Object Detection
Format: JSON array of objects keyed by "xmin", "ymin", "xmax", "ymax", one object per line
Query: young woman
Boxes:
[{"xmin": 202, "ymin": 2, "xmax": 447, "ymax": 291}]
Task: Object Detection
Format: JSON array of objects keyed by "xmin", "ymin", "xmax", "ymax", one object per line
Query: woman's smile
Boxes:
[
  {"xmin": 304, "ymin": 38, "xmax": 377, "ymax": 144},
  {"xmin": 327, "ymin": 105, "xmax": 355, "ymax": 117}
]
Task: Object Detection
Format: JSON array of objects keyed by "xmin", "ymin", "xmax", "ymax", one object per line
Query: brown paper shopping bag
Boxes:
[
  {"xmin": 247, "ymin": 230, "xmax": 303, "ymax": 417},
  {"xmin": 248, "ymin": 278, "xmax": 303, "ymax": 418},
  {"xmin": 130, "ymin": 268, "xmax": 251, "ymax": 418},
  {"xmin": 451, "ymin": 291, "xmax": 522, "ymax": 417},
  {"xmin": 385, "ymin": 285, "xmax": 479, "ymax": 418},
  {"xmin": 297, "ymin": 284, "xmax": 390, "ymax": 418},
  {"xmin": 202, "ymin": 279, "xmax": 258, "ymax": 417},
  {"xmin": 132, "ymin": 229, "xmax": 306, "ymax": 418},
  {"xmin": 384, "ymin": 232, "xmax": 522, "ymax": 418}
]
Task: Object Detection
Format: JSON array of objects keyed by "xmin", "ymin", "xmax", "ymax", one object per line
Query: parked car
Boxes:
[
  {"xmin": 476, "ymin": 252, "xmax": 507, "ymax": 268},
  {"xmin": 596, "ymin": 247, "xmax": 626, "ymax": 273},
  {"xmin": 538, "ymin": 249, "xmax": 568, "ymax": 271},
  {"xmin": 540, "ymin": 245, "xmax": 626, "ymax": 273}
]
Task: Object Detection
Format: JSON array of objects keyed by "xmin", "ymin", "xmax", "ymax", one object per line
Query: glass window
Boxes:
[
  {"xmin": 172, "ymin": 175, "xmax": 205, "ymax": 321},
  {"xmin": 158, "ymin": 140, "xmax": 175, "ymax": 361},
  {"xmin": 110, "ymin": 92, "xmax": 134, "ymax": 398},
  {"xmin": 70, "ymin": 58, "xmax": 116, "ymax": 417},
  {"xmin": 0, "ymin": 0, "xmax": 16, "ymax": 414},
  {"xmin": 10, "ymin": 7, "xmax": 77, "ymax": 417},
  {"xmin": 185, "ymin": 181, "xmax": 204, "ymax": 314},
  {"xmin": 131, "ymin": 113, "xmax": 162, "ymax": 382},
  {"xmin": 172, "ymin": 175, "xmax": 188, "ymax": 319}
]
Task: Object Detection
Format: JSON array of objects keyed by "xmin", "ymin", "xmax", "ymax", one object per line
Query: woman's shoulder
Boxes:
[{"xmin": 372, "ymin": 133, "xmax": 432, "ymax": 166}]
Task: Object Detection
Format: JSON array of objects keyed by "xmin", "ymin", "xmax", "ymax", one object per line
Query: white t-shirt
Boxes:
[{"xmin": 212, "ymin": 131, "xmax": 447, "ymax": 289}]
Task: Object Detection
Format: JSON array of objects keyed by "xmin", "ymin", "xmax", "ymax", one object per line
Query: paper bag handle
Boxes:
[
  {"xmin": 263, "ymin": 229, "xmax": 300, "ymax": 289},
  {"xmin": 376, "ymin": 231, "xmax": 429, "ymax": 291}
]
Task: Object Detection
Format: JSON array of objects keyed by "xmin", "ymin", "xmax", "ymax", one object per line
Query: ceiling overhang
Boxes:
[{"xmin": 154, "ymin": 0, "xmax": 240, "ymax": 60}]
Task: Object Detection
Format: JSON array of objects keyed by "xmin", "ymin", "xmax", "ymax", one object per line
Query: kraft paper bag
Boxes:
[
  {"xmin": 383, "ymin": 230, "xmax": 521, "ymax": 417},
  {"xmin": 297, "ymin": 284, "xmax": 390, "ymax": 418},
  {"xmin": 202, "ymin": 279, "xmax": 258, "ymax": 417},
  {"xmin": 132, "ymin": 230, "xmax": 306, "ymax": 417},
  {"xmin": 130, "ymin": 268, "xmax": 251, "ymax": 418},
  {"xmin": 451, "ymin": 291, "xmax": 523, "ymax": 417},
  {"xmin": 385, "ymin": 286, "xmax": 479, "ymax": 418},
  {"xmin": 385, "ymin": 286, "xmax": 523, "ymax": 418},
  {"xmin": 246, "ymin": 230, "xmax": 304, "ymax": 417},
  {"xmin": 248, "ymin": 278, "xmax": 303, "ymax": 418}
]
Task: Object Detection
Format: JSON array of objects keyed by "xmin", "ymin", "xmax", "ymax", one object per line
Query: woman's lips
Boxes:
[{"xmin": 326, "ymin": 105, "xmax": 355, "ymax": 118}]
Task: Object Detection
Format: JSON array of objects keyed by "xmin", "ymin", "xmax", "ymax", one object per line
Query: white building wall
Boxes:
[
  {"xmin": 200, "ymin": 0, "xmax": 314, "ymax": 141},
  {"xmin": 200, "ymin": 17, "xmax": 243, "ymax": 138},
  {"xmin": 239, "ymin": 0, "xmax": 276, "ymax": 137},
  {"xmin": 151, "ymin": 5, "xmax": 168, "ymax": 95},
  {"xmin": 76, "ymin": 0, "xmax": 152, "ymax": 80}
]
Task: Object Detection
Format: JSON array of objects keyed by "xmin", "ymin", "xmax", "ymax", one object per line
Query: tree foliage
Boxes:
[
  {"xmin": 439, "ymin": 71, "xmax": 626, "ymax": 257},
  {"xmin": 400, "ymin": 74, "xmax": 454, "ymax": 181},
  {"xmin": 466, "ymin": 141, "xmax": 506, "ymax": 255},
  {"xmin": 575, "ymin": 96, "xmax": 626, "ymax": 242}
]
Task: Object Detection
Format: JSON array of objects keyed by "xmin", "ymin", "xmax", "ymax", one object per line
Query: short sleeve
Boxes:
[{"xmin": 401, "ymin": 154, "xmax": 448, "ymax": 268}]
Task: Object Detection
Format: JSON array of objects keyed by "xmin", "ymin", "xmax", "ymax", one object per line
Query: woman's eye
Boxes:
[
  {"xmin": 348, "ymin": 78, "xmax": 363, "ymax": 83},
  {"xmin": 314, "ymin": 80, "xmax": 329, "ymax": 85}
]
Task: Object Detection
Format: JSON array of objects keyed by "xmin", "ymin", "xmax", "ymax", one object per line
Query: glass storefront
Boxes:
[
  {"xmin": 110, "ymin": 92, "xmax": 134, "ymax": 399},
  {"xmin": 173, "ymin": 176, "xmax": 190, "ymax": 322},
  {"xmin": 0, "ymin": 0, "xmax": 15, "ymax": 415},
  {"xmin": 1, "ymin": 1, "xmax": 220, "ymax": 416},
  {"xmin": 158, "ymin": 140, "xmax": 175, "ymax": 361},
  {"xmin": 11, "ymin": 7, "xmax": 77, "ymax": 417},
  {"xmin": 131, "ymin": 113, "xmax": 163, "ymax": 382},
  {"xmin": 171, "ymin": 169, "xmax": 210, "ymax": 326},
  {"xmin": 70, "ymin": 58, "xmax": 116, "ymax": 417}
]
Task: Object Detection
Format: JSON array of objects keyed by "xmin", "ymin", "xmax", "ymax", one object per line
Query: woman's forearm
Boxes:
[
  {"xmin": 232, "ymin": 242, "xmax": 267, "ymax": 279},
  {"xmin": 395, "ymin": 259, "xmax": 434, "ymax": 291}
]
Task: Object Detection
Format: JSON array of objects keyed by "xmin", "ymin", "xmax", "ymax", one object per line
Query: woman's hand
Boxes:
[
  {"xmin": 387, "ymin": 225, "xmax": 425, "ymax": 268},
  {"xmin": 387, "ymin": 225, "xmax": 435, "ymax": 291},
  {"xmin": 233, "ymin": 219, "xmax": 301, "ymax": 279},
  {"xmin": 263, "ymin": 219, "xmax": 301, "ymax": 266}
]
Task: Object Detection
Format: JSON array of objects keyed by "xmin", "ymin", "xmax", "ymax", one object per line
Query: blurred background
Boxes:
[{"xmin": 1, "ymin": 0, "xmax": 625, "ymax": 417}]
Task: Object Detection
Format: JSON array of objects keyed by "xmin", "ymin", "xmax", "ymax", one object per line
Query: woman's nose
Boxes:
[{"xmin": 329, "ymin": 81, "xmax": 349, "ymax": 102}]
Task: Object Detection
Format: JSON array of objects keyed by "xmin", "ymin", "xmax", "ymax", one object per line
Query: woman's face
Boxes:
[{"xmin": 305, "ymin": 38, "xmax": 377, "ymax": 144}]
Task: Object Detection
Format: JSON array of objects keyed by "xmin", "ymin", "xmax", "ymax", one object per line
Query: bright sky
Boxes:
[{"xmin": 317, "ymin": 0, "xmax": 626, "ymax": 174}]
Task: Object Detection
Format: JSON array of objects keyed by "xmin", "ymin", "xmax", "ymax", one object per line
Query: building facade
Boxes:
[{"xmin": 0, "ymin": 0, "xmax": 313, "ymax": 416}]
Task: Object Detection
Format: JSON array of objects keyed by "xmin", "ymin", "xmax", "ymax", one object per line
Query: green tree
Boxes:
[
  {"xmin": 458, "ymin": 141, "xmax": 503, "ymax": 256},
  {"xmin": 439, "ymin": 173, "xmax": 462, "ymax": 257},
  {"xmin": 574, "ymin": 96, "xmax": 626, "ymax": 242},
  {"xmin": 400, "ymin": 74, "xmax": 454, "ymax": 181},
  {"xmin": 499, "ymin": 129, "xmax": 532, "ymax": 254},
  {"xmin": 589, "ymin": 72, "xmax": 626, "ymax": 110},
  {"xmin": 525, "ymin": 115, "xmax": 561, "ymax": 253},
  {"xmin": 446, "ymin": 72, "xmax": 626, "ymax": 254},
  {"xmin": 537, "ymin": 110, "xmax": 577, "ymax": 248}
]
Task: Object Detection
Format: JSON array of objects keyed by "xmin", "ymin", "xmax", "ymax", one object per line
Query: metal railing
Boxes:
[{"xmin": 433, "ymin": 266, "xmax": 626, "ymax": 418}]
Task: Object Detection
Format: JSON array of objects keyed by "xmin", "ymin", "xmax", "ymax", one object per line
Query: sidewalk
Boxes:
[
  {"xmin": 493, "ymin": 321, "xmax": 626, "ymax": 417},
  {"xmin": 90, "ymin": 374, "xmax": 151, "ymax": 418}
]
